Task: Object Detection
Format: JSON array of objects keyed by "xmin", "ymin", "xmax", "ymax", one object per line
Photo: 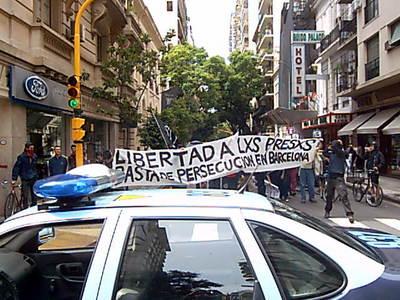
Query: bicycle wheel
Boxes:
[
  {"xmin": 352, "ymin": 182, "xmax": 363, "ymax": 202},
  {"xmin": 4, "ymin": 192, "xmax": 18, "ymax": 219},
  {"xmin": 367, "ymin": 185, "xmax": 384, "ymax": 207}
]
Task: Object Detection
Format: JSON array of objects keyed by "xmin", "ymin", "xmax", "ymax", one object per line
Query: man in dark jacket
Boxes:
[
  {"xmin": 48, "ymin": 146, "xmax": 68, "ymax": 176},
  {"xmin": 68, "ymin": 144, "xmax": 77, "ymax": 170},
  {"xmin": 323, "ymin": 140, "xmax": 354, "ymax": 223},
  {"xmin": 12, "ymin": 143, "xmax": 38, "ymax": 208},
  {"xmin": 365, "ymin": 141, "xmax": 385, "ymax": 184}
]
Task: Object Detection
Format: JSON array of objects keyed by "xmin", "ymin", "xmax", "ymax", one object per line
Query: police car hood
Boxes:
[{"xmin": 343, "ymin": 227, "xmax": 400, "ymax": 275}]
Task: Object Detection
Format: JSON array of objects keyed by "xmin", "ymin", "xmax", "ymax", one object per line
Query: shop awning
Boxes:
[
  {"xmin": 357, "ymin": 108, "xmax": 400, "ymax": 134},
  {"xmin": 337, "ymin": 112, "xmax": 375, "ymax": 136},
  {"xmin": 383, "ymin": 114, "xmax": 400, "ymax": 135}
]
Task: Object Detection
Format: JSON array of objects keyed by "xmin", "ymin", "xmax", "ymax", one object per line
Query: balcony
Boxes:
[
  {"xmin": 337, "ymin": 72, "xmax": 357, "ymax": 93},
  {"xmin": 365, "ymin": 57, "xmax": 379, "ymax": 81},
  {"xmin": 320, "ymin": 25, "xmax": 340, "ymax": 53},
  {"xmin": 257, "ymin": 30, "xmax": 273, "ymax": 50},
  {"xmin": 340, "ymin": 18, "xmax": 357, "ymax": 45}
]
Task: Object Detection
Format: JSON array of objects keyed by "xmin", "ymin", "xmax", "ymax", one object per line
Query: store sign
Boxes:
[
  {"xmin": 24, "ymin": 76, "xmax": 48, "ymax": 100},
  {"xmin": 292, "ymin": 45, "xmax": 305, "ymax": 97},
  {"xmin": 291, "ymin": 30, "xmax": 325, "ymax": 44},
  {"xmin": 9, "ymin": 66, "xmax": 71, "ymax": 112}
]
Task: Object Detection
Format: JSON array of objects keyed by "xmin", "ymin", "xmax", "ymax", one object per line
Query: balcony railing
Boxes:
[
  {"xmin": 336, "ymin": 72, "xmax": 357, "ymax": 93},
  {"xmin": 340, "ymin": 18, "xmax": 357, "ymax": 44},
  {"xmin": 320, "ymin": 25, "xmax": 340, "ymax": 53},
  {"xmin": 365, "ymin": 57, "xmax": 379, "ymax": 81}
]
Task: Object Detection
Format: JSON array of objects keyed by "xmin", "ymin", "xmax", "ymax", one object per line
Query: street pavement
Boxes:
[{"xmin": 286, "ymin": 189, "xmax": 400, "ymax": 236}]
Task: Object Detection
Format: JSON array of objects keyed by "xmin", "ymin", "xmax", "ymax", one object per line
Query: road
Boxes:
[{"xmin": 287, "ymin": 190, "xmax": 400, "ymax": 236}]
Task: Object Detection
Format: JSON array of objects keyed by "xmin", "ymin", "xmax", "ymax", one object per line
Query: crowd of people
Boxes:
[
  {"xmin": 253, "ymin": 139, "xmax": 385, "ymax": 223},
  {"xmin": 9, "ymin": 138, "xmax": 385, "ymax": 222},
  {"xmin": 10, "ymin": 143, "xmax": 113, "ymax": 209}
]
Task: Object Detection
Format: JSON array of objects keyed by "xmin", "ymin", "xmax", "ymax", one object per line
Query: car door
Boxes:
[
  {"xmin": 241, "ymin": 209, "xmax": 385, "ymax": 299},
  {"xmin": 0, "ymin": 208, "xmax": 121, "ymax": 300},
  {"xmin": 97, "ymin": 206, "xmax": 282, "ymax": 300}
]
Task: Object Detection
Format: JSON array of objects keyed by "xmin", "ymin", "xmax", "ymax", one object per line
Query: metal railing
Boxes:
[
  {"xmin": 320, "ymin": 25, "xmax": 340, "ymax": 53},
  {"xmin": 365, "ymin": 57, "xmax": 379, "ymax": 81},
  {"xmin": 340, "ymin": 18, "xmax": 357, "ymax": 44}
]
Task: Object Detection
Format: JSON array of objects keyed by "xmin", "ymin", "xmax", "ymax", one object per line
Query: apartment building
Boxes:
[
  {"xmin": 144, "ymin": 0, "xmax": 190, "ymax": 45},
  {"xmin": 337, "ymin": 0, "xmax": 400, "ymax": 177},
  {"xmin": 301, "ymin": 0, "xmax": 356, "ymax": 142},
  {"xmin": 230, "ymin": 0, "xmax": 250, "ymax": 52},
  {"xmin": 0, "ymin": 0, "xmax": 163, "ymax": 204}
]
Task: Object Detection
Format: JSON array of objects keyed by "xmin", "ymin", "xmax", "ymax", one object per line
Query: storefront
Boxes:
[
  {"xmin": 8, "ymin": 65, "xmax": 118, "ymax": 176},
  {"xmin": 383, "ymin": 115, "xmax": 400, "ymax": 176}
]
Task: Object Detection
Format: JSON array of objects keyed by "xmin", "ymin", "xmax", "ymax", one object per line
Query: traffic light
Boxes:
[
  {"xmin": 71, "ymin": 117, "xmax": 86, "ymax": 143},
  {"xmin": 67, "ymin": 75, "xmax": 80, "ymax": 110}
]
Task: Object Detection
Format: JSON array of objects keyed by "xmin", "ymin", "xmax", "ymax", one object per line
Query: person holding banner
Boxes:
[
  {"xmin": 299, "ymin": 157, "xmax": 316, "ymax": 204},
  {"xmin": 323, "ymin": 140, "xmax": 354, "ymax": 223}
]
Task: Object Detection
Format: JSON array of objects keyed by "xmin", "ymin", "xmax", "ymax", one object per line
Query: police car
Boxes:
[{"xmin": 1, "ymin": 165, "xmax": 400, "ymax": 300}]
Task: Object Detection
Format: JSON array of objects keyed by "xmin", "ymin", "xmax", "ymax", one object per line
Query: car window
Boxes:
[
  {"xmin": 0, "ymin": 220, "xmax": 104, "ymax": 300},
  {"xmin": 270, "ymin": 200, "xmax": 382, "ymax": 263},
  {"xmin": 39, "ymin": 223, "xmax": 102, "ymax": 251},
  {"xmin": 249, "ymin": 222, "xmax": 345, "ymax": 299},
  {"xmin": 114, "ymin": 220, "xmax": 258, "ymax": 300}
]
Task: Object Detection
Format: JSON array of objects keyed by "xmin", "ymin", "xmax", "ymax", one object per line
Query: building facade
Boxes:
[
  {"xmin": 144, "ymin": 0, "xmax": 189, "ymax": 45},
  {"xmin": 0, "ymin": 0, "xmax": 163, "ymax": 208},
  {"xmin": 337, "ymin": 0, "xmax": 400, "ymax": 177},
  {"xmin": 230, "ymin": 0, "xmax": 250, "ymax": 52}
]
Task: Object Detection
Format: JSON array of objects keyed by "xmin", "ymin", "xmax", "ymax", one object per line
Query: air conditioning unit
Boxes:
[{"xmin": 385, "ymin": 39, "xmax": 400, "ymax": 51}]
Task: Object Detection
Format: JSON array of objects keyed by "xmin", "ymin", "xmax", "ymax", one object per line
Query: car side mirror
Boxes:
[
  {"xmin": 38, "ymin": 227, "xmax": 55, "ymax": 245},
  {"xmin": 116, "ymin": 288, "xmax": 140, "ymax": 300}
]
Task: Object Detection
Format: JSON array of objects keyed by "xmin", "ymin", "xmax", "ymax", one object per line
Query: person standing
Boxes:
[
  {"xmin": 299, "ymin": 155, "xmax": 316, "ymax": 203},
  {"xmin": 287, "ymin": 167, "xmax": 298, "ymax": 196},
  {"xmin": 12, "ymin": 142, "xmax": 38, "ymax": 208},
  {"xmin": 68, "ymin": 145, "xmax": 77, "ymax": 170},
  {"xmin": 323, "ymin": 140, "xmax": 354, "ymax": 223},
  {"xmin": 314, "ymin": 141, "xmax": 325, "ymax": 196},
  {"xmin": 48, "ymin": 146, "xmax": 68, "ymax": 176},
  {"xmin": 364, "ymin": 142, "xmax": 385, "ymax": 199}
]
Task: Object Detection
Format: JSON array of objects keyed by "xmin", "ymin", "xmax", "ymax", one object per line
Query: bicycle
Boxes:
[
  {"xmin": 2, "ymin": 181, "xmax": 25, "ymax": 219},
  {"xmin": 352, "ymin": 170, "xmax": 383, "ymax": 207}
]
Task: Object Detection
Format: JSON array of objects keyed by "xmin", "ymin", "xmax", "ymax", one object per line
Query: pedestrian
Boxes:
[
  {"xmin": 254, "ymin": 172, "xmax": 267, "ymax": 195},
  {"xmin": 48, "ymin": 145, "xmax": 68, "ymax": 176},
  {"xmin": 287, "ymin": 167, "xmax": 298, "ymax": 196},
  {"xmin": 323, "ymin": 139, "xmax": 354, "ymax": 223},
  {"xmin": 103, "ymin": 150, "xmax": 113, "ymax": 168},
  {"xmin": 314, "ymin": 141, "xmax": 325, "ymax": 196},
  {"xmin": 68, "ymin": 145, "xmax": 77, "ymax": 170},
  {"xmin": 95, "ymin": 152, "xmax": 104, "ymax": 164},
  {"xmin": 299, "ymin": 152, "xmax": 316, "ymax": 203},
  {"xmin": 11, "ymin": 142, "xmax": 38, "ymax": 208},
  {"xmin": 268, "ymin": 169, "xmax": 289, "ymax": 201},
  {"xmin": 364, "ymin": 141, "xmax": 385, "ymax": 199}
]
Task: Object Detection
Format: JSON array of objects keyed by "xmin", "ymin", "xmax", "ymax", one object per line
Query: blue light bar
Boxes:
[{"xmin": 33, "ymin": 164, "xmax": 124, "ymax": 199}]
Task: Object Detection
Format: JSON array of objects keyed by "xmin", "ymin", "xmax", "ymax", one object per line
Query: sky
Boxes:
[{"xmin": 186, "ymin": 0, "xmax": 236, "ymax": 60}]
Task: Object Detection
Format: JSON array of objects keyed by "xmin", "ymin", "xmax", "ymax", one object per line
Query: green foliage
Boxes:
[
  {"xmin": 158, "ymin": 45, "xmax": 263, "ymax": 143},
  {"xmin": 93, "ymin": 34, "xmax": 159, "ymax": 128},
  {"xmin": 139, "ymin": 110, "xmax": 166, "ymax": 149}
]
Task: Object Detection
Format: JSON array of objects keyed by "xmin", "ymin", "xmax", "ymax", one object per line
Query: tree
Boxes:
[
  {"xmin": 93, "ymin": 34, "xmax": 159, "ymax": 128},
  {"xmin": 138, "ymin": 110, "xmax": 166, "ymax": 149},
  {"xmin": 222, "ymin": 50, "xmax": 264, "ymax": 134}
]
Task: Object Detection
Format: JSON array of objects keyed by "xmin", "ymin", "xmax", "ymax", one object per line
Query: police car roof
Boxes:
[{"xmin": 6, "ymin": 189, "xmax": 274, "ymax": 221}]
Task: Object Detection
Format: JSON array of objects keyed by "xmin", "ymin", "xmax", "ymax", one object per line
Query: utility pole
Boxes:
[{"xmin": 69, "ymin": 0, "xmax": 95, "ymax": 167}]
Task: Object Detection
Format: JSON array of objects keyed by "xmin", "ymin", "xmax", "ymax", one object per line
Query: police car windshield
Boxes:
[{"xmin": 270, "ymin": 200, "xmax": 382, "ymax": 263}]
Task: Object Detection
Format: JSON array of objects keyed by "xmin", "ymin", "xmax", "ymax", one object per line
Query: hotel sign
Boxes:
[
  {"xmin": 291, "ymin": 31, "xmax": 325, "ymax": 44},
  {"xmin": 292, "ymin": 45, "xmax": 305, "ymax": 98}
]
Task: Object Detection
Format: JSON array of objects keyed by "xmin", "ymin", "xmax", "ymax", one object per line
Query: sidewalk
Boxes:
[{"xmin": 379, "ymin": 176, "xmax": 400, "ymax": 203}]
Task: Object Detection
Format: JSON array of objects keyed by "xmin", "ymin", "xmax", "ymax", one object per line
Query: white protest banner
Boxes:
[{"xmin": 113, "ymin": 134, "xmax": 319, "ymax": 187}]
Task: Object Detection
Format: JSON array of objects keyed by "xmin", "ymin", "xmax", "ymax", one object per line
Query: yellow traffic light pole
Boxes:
[{"xmin": 72, "ymin": 0, "xmax": 94, "ymax": 167}]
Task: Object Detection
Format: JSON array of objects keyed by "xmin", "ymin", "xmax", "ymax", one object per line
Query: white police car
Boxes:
[{"xmin": 0, "ymin": 165, "xmax": 399, "ymax": 300}]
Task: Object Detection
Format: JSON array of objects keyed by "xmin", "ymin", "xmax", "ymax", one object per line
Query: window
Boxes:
[
  {"xmin": 35, "ymin": 0, "xmax": 62, "ymax": 32},
  {"xmin": 249, "ymin": 222, "xmax": 345, "ymax": 299},
  {"xmin": 365, "ymin": 34, "xmax": 380, "ymax": 80},
  {"xmin": 0, "ymin": 220, "xmax": 104, "ymax": 300},
  {"xmin": 389, "ymin": 20, "xmax": 400, "ymax": 47},
  {"xmin": 365, "ymin": 0, "xmax": 378, "ymax": 24},
  {"xmin": 115, "ymin": 220, "xmax": 258, "ymax": 299},
  {"xmin": 167, "ymin": 1, "xmax": 173, "ymax": 12}
]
